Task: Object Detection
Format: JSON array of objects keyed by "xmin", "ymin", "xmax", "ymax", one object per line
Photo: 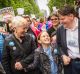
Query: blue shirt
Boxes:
[{"xmin": 44, "ymin": 46, "xmax": 58, "ymax": 74}]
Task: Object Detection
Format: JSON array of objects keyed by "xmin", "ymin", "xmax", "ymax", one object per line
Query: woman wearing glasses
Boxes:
[{"xmin": 47, "ymin": 14, "xmax": 59, "ymax": 37}]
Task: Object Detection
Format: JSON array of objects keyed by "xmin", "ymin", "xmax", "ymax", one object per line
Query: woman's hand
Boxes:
[{"xmin": 15, "ymin": 62, "xmax": 23, "ymax": 70}]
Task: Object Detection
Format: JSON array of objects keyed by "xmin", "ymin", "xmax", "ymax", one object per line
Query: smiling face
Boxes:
[
  {"xmin": 59, "ymin": 14, "xmax": 75, "ymax": 28},
  {"xmin": 51, "ymin": 15, "xmax": 59, "ymax": 27},
  {"xmin": 38, "ymin": 31, "xmax": 50, "ymax": 45},
  {"xmin": 13, "ymin": 16, "xmax": 27, "ymax": 38},
  {"xmin": 15, "ymin": 24, "xmax": 26, "ymax": 37},
  {"xmin": 24, "ymin": 16, "xmax": 31, "ymax": 29},
  {"xmin": 58, "ymin": 5, "xmax": 76, "ymax": 28}
]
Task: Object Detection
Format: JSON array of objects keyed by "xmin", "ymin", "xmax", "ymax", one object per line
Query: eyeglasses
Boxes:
[{"xmin": 51, "ymin": 18, "xmax": 58, "ymax": 21}]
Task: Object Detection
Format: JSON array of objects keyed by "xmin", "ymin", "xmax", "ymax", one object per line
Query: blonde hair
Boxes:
[{"xmin": 12, "ymin": 16, "xmax": 26, "ymax": 28}]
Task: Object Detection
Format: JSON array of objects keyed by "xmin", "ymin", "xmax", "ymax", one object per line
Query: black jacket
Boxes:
[
  {"xmin": 2, "ymin": 34, "xmax": 38, "ymax": 74},
  {"xmin": 47, "ymin": 27, "xmax": 56, "ymax": 37},
  {"xmin": 27, "ymin": 46, "xmax": 58, "ymax": 74},
  {"xmin": 27, "ymin": 27, "xmax": 38, "ymax": 47}
]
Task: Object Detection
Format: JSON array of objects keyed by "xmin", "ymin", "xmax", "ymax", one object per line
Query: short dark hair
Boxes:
[
  {"xmin": 58, "ymin": 5, "xmax": 78, "ymax": 17},
  {"xmin": 50, "ymin": 13, "xmax": 59, "ymax": 19}
]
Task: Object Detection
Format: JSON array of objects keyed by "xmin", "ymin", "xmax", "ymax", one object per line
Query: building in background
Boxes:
[{"xmin": 35, "ymin": 0, "xmax": 50, "ymax": 18}]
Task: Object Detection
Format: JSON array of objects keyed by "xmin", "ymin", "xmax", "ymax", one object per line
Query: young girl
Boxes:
[{"xmin": 27, "ymin": 31, "xmax": 58, "ymax": 74}]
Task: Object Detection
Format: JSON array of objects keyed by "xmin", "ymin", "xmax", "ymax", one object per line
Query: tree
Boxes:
[
  {"xmin": 0, "ymin": 0, "xmax": 40, "ymax": 15},
  {"xmin": 0, "ymin": 0, "xmax": 10, "ymax": 8},
  {"xmin": 28, "ymin": 0, "xmax": 40, "ymax": 14},
  {"xmin": 48, "ymin": 0, "xmax": 75, "ymax": 13}
]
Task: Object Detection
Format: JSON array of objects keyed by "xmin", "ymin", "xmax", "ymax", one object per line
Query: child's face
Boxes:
[{"xmin": 38, "ymin": 32, "xmax": 50, "ymax": 45}]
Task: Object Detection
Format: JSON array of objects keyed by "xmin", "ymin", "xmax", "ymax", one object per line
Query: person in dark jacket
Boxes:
[
  {"xmin": 1, "ymin": 16, "xmax": 38, "ymax": 74},
  {"xmin": 23, "ymin": 15, "xmax": 39, "ymax": 47},
  {"xmin": 27, "ymin": 31, "xmax": 58, "ymax": 74}
]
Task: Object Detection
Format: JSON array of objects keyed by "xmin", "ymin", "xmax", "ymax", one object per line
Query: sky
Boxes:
[{"xmin": 35, "ymin": 0, "xmax": 50, "ymax": 17}]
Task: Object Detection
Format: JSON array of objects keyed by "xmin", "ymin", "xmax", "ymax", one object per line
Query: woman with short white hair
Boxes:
[{"xmin": 2, "ymin": 16, "xmax": 38, "ymax": 74}]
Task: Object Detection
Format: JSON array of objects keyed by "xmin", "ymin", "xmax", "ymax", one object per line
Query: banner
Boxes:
[
  {"xmin": 17, "ymin": 8, "xmax": 24, "ymax": 15},
  {"xmin": 0, "ymin": 7, "xmax": 15, "ymax": 21}
]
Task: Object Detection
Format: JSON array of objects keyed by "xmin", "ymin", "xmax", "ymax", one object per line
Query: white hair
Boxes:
[{"xmin": 12, "ymin": 16, "xmax": 26, "ymax": 28}]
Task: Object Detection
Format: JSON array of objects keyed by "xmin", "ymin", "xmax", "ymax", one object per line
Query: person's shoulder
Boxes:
[
  {"xmin": 47, "ymin": 27, "xmax": 54, "ymax": 34},
  {"xmin": 25, "ymin": 33, "xmax": 34, "ymax": 41},
  {"xmin": 58, "ymin": 24, "xmax": 63, "ymax": 28},
  {"xmin": 4, "ymin": 34, "xmax": 15, "ymax": 46},
  {"xmin": 5, "ymin": 34, "xmax": 13, "ymax": 41},
  {"xmin": 57, "ymin": 24, "xmax": 64, "ymax": 31},
  {"xmin": 25, "ymin": 33, "xmax": 33, "ymax": 38},
  {"xmin": 35, "ymin": 47, "xmax": 41, "ymax": 52},
  {"xmin": 47, "ymin": 27, "xmax": 53, "ymax": 31}
]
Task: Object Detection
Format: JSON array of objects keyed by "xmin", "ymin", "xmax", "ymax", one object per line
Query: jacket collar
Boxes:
[
  {"xmin": 62, "ymin": 19, "xmax": 80, "ymax": 53},
  {"xmin": 39, "ymin": 45, "xmax": 54, "ymax": 54}
]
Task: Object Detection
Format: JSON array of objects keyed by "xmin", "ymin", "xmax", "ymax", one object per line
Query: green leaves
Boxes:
[
  {"xmin": 48, "ymin": 0, "xmax": 75, "ymax": 13},
  {"xmin": 0, "ymin": 0, "xmax": 40, "ymax": 15}
]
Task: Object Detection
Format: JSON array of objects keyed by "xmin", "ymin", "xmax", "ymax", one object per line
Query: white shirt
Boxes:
[{"xmin": 66, "ymin": 18, "xmax": 80, "ymax": 59}]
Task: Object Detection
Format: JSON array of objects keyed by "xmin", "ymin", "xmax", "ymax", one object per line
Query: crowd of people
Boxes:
[{"xmin": 0, "ymin": 5, "xmax": 80, "ymax": 74}]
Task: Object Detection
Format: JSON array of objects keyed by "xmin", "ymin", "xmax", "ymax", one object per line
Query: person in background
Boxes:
[
  {"xmin": 3, "ymin": 14, "xmax": 14, "ymax": 34},
  {"xmin": 2, "ymin": 16, "xmax": 38, "ymax": 74},
  {"xmin": 23, "ymin": 15, "xmax": 40, "ymax": 47},
  {"xmin": 51, "ymin": 31, "xmax": 57, "ymax": 47},
  {"xmin": 38, "ymin": 17, "xmax": 46, "ymax": 31},
  {"xmin": 0, "ymin": 22, "xmax": 7, "ymax": 61},
  {"xmin": 45, "ymin": 16, "xmax": 52, "ymax": 31},
  {"xmin": 31, "ymin": 18, "xmax": 39, "ymax": 28},
  {"xmin": 47, "ymin": 13, "xmax": 59, "ymax": 37},
  {"xmin": 0, "ymin": 23, "xmax": 6, "ymax": 74},
  {"xmin": 51, "ymin": 32, "xmax": 63, "ymax": 74},
  {"xmin": 0, "ymin": 27, "xmax": 5, "ymax": 61},
  {"xmin": 27, "ymin": 31, "xmax": 58, "ymax": 74}
]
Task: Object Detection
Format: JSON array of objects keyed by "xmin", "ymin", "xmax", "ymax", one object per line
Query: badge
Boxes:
[
  {"xmin": 13, "ymin": 46, "xmax": 16, "ymax": 50},
  {"xmin": 54, "ymin": 48, "xmax": 58, "ymax": 55},
  {"xmin": 9, "ymin": 41, "xmax": 15, "ymax": 46}
]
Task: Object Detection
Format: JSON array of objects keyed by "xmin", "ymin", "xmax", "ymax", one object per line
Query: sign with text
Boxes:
[{"xmin": 0, "ymin": 7, "xmax": 15, "ymax": 21}]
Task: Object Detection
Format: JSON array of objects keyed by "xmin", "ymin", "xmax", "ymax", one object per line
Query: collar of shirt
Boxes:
[
  {"xmin": 13, "ymin": 34, "xmax": 26, "ymax": 43},
  {"xmin": 43, "ymin": 46, "xmax": 51, "ymax": 53}
]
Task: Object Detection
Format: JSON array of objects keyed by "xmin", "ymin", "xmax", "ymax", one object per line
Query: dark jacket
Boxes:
[
  {"xmin": 27, "ymin": 27, "xmax": 38, "ymax": 47},
  {"xmin": 47, "ymin": 27, "xmax": 56, "ymax": 37},
  {"xmin": 57, "ymin": 19, "xmax": 80, "ymax": 56},
  {"xmin": 28, "ymin": 46, "xmax": 58, "ymax": 74},
  {"xmin": 2, "ymin": 34, "xmax": 39, "ymax": 74},
  {"xmin": 0, "ymin": 63, "xmax": 6, "ymax": 74}
]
